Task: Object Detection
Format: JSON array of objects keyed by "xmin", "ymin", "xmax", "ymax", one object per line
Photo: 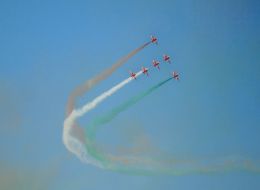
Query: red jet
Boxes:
[
  {"xmin": 163, "ymin": 54, "xmax": 171, "ymax": 63},
  {"xmin": 172, "ymin": 71, "xmax": 179, "ymax": 80},
  {"xmin": 129, "ymin": 71, "xmax": 136, "ymax": 79},
  {"xmin": 142, "ymin": 67, "xmax": 149, "ymax": 76},
  {"xmin": 150, "ymin": 35, "xmax": 158, "ymax": 44},
  {"xmin": 152, "ymin": 60, "xmax": 160, "ymax": 70}
]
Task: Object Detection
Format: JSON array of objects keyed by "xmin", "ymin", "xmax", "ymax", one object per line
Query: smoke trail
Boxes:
[
  {"xmin": 66, "ymin": 41, "xmax": 151, "ymax": 115},
  {"xmin": 63, "ymin": 71, "xmax": 143, "ymax": 168}
]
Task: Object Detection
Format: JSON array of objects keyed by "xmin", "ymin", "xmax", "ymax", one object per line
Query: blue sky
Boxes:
[{"xmin": 0, "ymin": 0, "xmax": 260, "ymax": 189}]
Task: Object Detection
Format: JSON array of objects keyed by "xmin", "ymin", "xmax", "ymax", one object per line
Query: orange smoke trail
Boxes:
[{"xmin": 66, "ymin": 41, "xmax": 151, "ymax": 116}]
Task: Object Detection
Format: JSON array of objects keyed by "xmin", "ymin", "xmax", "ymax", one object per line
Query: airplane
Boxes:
[
  {"xmin": 129, "ymin": 71, "xmax": 137, "ymax": 79},
  {"xmin": 172, "ymin": 71, "xmax": 179, "ymax": 80},
  {"xmin": 152, "ymin": 60, "xmax": 160, "ymax": 70},
  {"xmin": 163, "ymin": 54, "xmax": 171, "ymax": 63},
  {"xmin": 150, "ymin": 35, "xmax": 158, "ymax": 44},
  {"xmin": 142, "ymin": 67, "xmax": 149, "ymax": 76}
]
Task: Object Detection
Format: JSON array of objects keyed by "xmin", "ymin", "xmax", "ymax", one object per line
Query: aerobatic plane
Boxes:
[
  {"xmin": 172, "ymin": 71, "xmax": 179, "ymax": 80},
  {"xmin": 150, "ymin": 35, "xmax": 158, "ymax": 44},
  {"xmin": 152, "ymin": 60, "xmax": 160, "ymax": 70},
  {"xmin": 129, "ymin": 71, "xmax": 136, "ymax": 79},
  {"xmin": 163, "ymin": 54, "xmax": 171, "ymax": 63},
  {"xmin": 142, "ymin": 67, "xmax": 149, "ymax": 76}
]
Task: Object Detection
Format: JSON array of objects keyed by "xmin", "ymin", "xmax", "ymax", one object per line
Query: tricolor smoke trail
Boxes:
[
  {"xmin": 64, "ymin": 76, "xmax": 260, "ymax": 174},
  {"xmin": 63, "ymin": 40, "xmax": 260, "ymax": 174},
  {"xmin": 66, "ymin": 41, "xmax": 150, "ymax": 115}
]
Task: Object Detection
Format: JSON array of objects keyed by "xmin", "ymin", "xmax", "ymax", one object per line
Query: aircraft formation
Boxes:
[
  {"xmin": 129, "ymin": 35, "xmax": 179, "ymax": 81},
  {"xmin": 64, "ymin": 34, "xmax": 182, "ymax": 171}
]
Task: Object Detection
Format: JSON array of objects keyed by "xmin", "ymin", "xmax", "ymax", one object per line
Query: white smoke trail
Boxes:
[{"xmin": 63, "ymin": 70, "xmax": 143, "ymax": 167}]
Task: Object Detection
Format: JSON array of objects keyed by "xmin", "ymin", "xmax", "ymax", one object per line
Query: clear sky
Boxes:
[{"xmin": 0, "ymin": 0, "xmax": 260, "ymax": 189}]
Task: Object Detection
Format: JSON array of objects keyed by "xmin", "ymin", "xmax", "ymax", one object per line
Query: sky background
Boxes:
[{"xmin": 0, "ymin": 0, "xmax": 260, "ymax": 189}]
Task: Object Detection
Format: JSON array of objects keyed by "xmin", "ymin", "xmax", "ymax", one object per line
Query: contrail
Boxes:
[
  {"xmin": 63, "ymin": 71, "xmax": 143, "ymax": 168},
  {"xmin": 66, "ymin": 41, "xmax": 151, "ymax": 115}
]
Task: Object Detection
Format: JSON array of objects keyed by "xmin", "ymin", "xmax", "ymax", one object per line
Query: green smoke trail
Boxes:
[{"xmin": 87, "ymin": 77, "xmax": 172, "ymax": 138}]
